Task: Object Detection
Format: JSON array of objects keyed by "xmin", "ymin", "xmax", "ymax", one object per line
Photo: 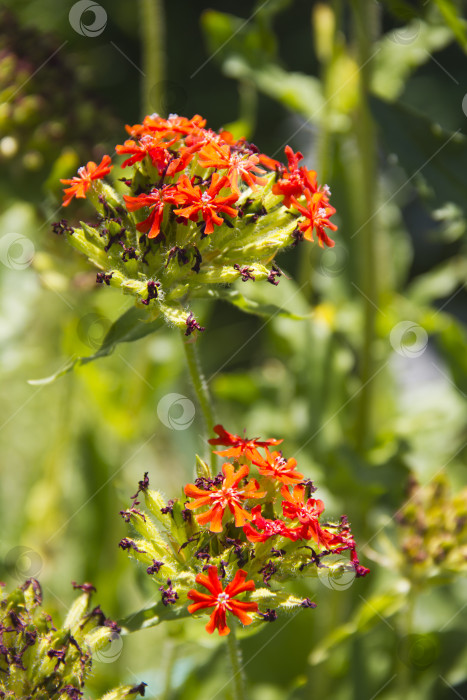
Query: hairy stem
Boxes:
[
  {"xmin": 181, "ymin": 332, "xmax": 216, "ymax": 471},
  {"xmin": 139, "ymin": 0, "xmax": 166, "ymax": 118},
  {"xmin": 227, "ymin": 620, "xmax": 248, "ymax": 700}
]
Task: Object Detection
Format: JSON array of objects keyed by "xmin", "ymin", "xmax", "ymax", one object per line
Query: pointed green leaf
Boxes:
[
  {"xmin": 29, "ymin": 306, "xmax": 164, "ymax": 385},
  {"xmin": 209, "ymin": 287, "xmax": 311, "ymax": 320},
  {"xmin": 432, "ymin": 0, "xmax": 467, "ymax": 51},
  {"xmin": 119, "ymin": 600, "xmax": 191, "ymax": 633}
]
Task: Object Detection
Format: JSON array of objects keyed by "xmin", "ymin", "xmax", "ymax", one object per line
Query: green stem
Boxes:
[
  {"xmin": 181, "ymin": 332, "xmax": 216, "ymax": 468},
  {"xmin": 139, "ymin": 0, "xmax": 166, "ymax": 118},
  {"xmin": 352, "ymin": 0, "xmax": 380, "ymax": 452},
  {"xmin": 226, "ymin": 620, "xmax": 248, "ymax": 700}
]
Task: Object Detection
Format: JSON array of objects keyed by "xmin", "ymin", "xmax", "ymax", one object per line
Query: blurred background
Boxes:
[{"xmin": 1, "ymin": 0, "xmax": 467, "ymax": 698}]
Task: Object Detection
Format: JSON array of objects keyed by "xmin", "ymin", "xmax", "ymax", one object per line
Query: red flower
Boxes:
[
  {"xmin": 272, "ymin": 146, "xmax": 318, "ymax": 208},
  {"xmin": 187, "ymin": 566, "xmax": 258, "ymax": 635},
  {"xmin": 184, "ymin": 463, "xmax": 265, "ymax": 533},
  {"xmin": 116, "ymin": 135, "xmax": 175, "ymax": 170},
  {"xmin": 170, "ymin": 174, "xmax": 238, "ymax": 235},
  {"xmin": 281, "ymin": 484, "xmax": 338, "ymax": 545},
  {"xmin": 123, "ymin": 187, "xmax": 173, "ymax": 240},
  {"xmin": 61, "ymin": 155, "xmax": 112, "ymax": 206},
  {"xmin": 290, "ymin": 190, "xmax": 337, "ymax": 247},
  {"xmin": 251, "ymin": 448, "xmax": 304, "ymax": 485},
  {"xmin": 126, "ymin": 113, "xmax": 207, "ymax": 139},
  {"xmin": 198, "ymin": 143, "xmax": 267, "ymax": 194},
  {"xmin": 243, "ymin": 505, "xmax": 300, "ymax": 543},
  {"xmin": 208, "ymin": 424, "xmax": 282, "ymax": 462}
]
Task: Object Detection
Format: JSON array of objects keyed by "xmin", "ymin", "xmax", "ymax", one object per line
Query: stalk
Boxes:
[
  {"xmin": 352, "ymin": 0, "xmax": 380, "ymax": 451},
  {"xmin": 139, "ymin": 0, "xmax": 166, "ymax": 118},
  {"xmin": 226, "ymin": 620, "xmax": 248, "ymax": 700},
  {"xmin": 181, "ymin": 332, "xmax": 216, "ymax": 472}
]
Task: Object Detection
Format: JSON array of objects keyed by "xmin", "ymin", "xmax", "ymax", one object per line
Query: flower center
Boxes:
[
  {"xmin": 216, "ymin": 592, "xmax": 230, "ymax": 607},
  {"xmin": 201, "ymin": 191, "xmax": 212, "ymax": 203}
]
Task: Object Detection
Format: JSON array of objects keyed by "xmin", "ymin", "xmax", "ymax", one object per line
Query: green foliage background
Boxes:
[{"xmin": 1, "ymin": 1, "xmax": 467, "ymax": 698}]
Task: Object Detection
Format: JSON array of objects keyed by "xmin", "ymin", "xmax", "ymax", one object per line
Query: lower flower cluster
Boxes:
[
  {"xmin": 120, "ymin": 425, "xmax": 369, "ymax": 636},
  {"xmin": 0, "ymin": 579, "xmax": 146, "ymax": 699}
]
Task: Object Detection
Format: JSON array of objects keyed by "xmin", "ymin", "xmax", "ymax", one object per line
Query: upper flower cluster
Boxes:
[
  {"xmin": 120, "ymin": 425, "xmax": 368, "ymax": 637},
  {"xmin": 56, "ymin": 113, "xmax": 337, "ymax": 333}
]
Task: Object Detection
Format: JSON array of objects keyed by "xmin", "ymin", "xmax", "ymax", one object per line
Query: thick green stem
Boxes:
[
  {"xmin": 352, "ymin": 0, "xmax": 380, "ymax": 452},
  {"xmin": 139, "ymin": 0, "xmax": 166, "ymax": 118},
  {"xmin": 181, "ymin": 332, "xmax": 216, "ymax": 469},
  {"xmin": 227, "ymin": 620, "xmax": 248, "ymax": 700}
]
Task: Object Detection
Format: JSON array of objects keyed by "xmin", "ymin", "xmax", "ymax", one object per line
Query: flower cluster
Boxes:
[
  {"xmin": 394, "ymin": 474, "xmax": 467, "ymax": 582},
  {"xmin": 56, "ymin": 113, "xmax": 337, "ymax": 333},
  {"xmin": 0, "ymin": 578, "xmax": 146, "ymax": 699},
  {"xmin": 120, "ymin": 425, "xmax": 368, "ymax": 637}
]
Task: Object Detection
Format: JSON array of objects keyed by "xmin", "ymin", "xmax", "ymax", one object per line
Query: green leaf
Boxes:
[
  {"xmin": 210, "ymin": 287, "xmax": 311, "ymax": 320},
  {"xmin": 29, "ymin": 306, "xmax": 164, "ymax": 385},
  {"xmin": 370, "ymin": 96, "xmax": 467, "ymax": 217},
  {"xmin": 408, "ymin": 257, "xmax": 467, "ymax": 306},
  {"xmin": 372, "ymin": 20, "xmax": 453, "ymax": 100},
  {"xmin": 432, "ymin": 0, "xmax": 467, "ymax": 51},
  {"xmin": 119, "ymin": 600, "xmax": 191, "ymax": 633}
]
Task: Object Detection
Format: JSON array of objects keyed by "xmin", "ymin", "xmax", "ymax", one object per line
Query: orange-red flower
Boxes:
[
  {"xmin": 187, "ymin": 566, "xmax": 258, "ymax": 635},
  {"xmin": 170, "ymin": 174, "xmax": 238, "ymax": 235},
  {"xmin": 126, "ymin": 113, "xmax": 207, "ymax": 139},
  {"xmin": 198, "ymin": 143, "xmax": 267, "ymax": 194},
  {"xmin": 208, "ymin": 424, "xmax": 282, "ymax": 462},
  {"xmin": 281, "ymin": 484, "xmax": 337, "ymax": 545},
  {"xmin": 61, "ymin": 155, "xmax": 112, "ymax": 206},
  {"xmin": 272, "ymin": 146, "xmax": 318, "ymax": 208},
  {"xmin": 290, "ymin": 190, "xmax": 337, "ymax": 247},
  {"xmin": 116, "ymin": 134, "xmax": 175, "ymax": 171},
  {"xmin": 184, "ymin": 463, "xmax": 265, "ymax": 532},
  {"xmin": 251, "ymin": 448, "xmax": 304, "ymax": 485},
  {"xmin": 123, "ymin": 187, "xmax": 174, "ymax": 240},
  {"xmin": 243, "ymin": 505, "xmax": 301, "ymax": 543}
]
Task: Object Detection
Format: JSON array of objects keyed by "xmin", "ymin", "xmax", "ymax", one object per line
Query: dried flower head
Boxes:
[
  {"xmin": 57, "ymin": 113, "xmax": 337, "ymax": 332},
  {"xmin": 120, "ymin": 425, "xmax": 368, "ymax": 636}
]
